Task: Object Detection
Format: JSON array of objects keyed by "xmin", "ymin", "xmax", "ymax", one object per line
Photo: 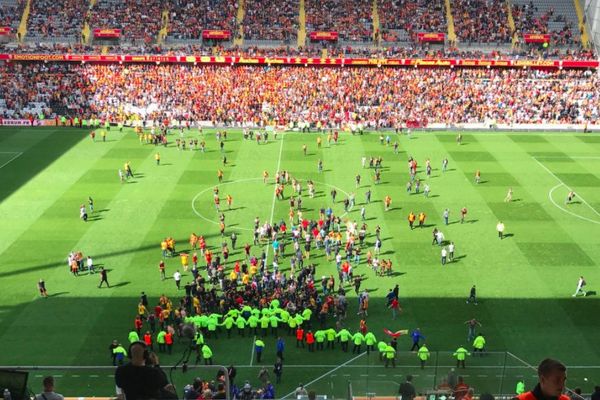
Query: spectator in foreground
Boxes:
[
  {"xmin": 35, "ymin": 376, "xmax": 64, "ymax": 400},
  {"xmin": 513, "ymin": 359, "xmax": 569, "ymax": 400},
  {"xmin": 399, "ymin": 375, "xmax": 416, "ymax": 400}
]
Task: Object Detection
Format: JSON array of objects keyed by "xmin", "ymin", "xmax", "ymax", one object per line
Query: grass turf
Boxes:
[{"xmin": 0, "ymin": 127, "xmax": 599, "ymax": 398}]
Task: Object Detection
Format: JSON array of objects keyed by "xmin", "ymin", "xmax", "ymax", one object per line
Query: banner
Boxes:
[
  {"xmin": 417, "ymin": 32, "xmax": 445, "ymax": 42},
  {"xmin": 0, "ymin": 53, "xmax": 597, "ymax": 69},
  {"xmin": 93, "ymin": 28, "xmax": 121, "ymax": 38},
  {"xmin": 202, "ymin": 30, "xmax": 231, "ymax": 40},
  {"xmin": 309, "ymin": 31, "xmax": 338, "ymax": 41},
  {"xmin": 0, "ymin": 27, "xmax": 10, "ymax": 35},
  {"xmin": 523, "ymin": 33, "xmax": 551, "ymax": 43},
  {"xmin": 0, "ymin": 119, "xmax": 39, "ymax": 126}
]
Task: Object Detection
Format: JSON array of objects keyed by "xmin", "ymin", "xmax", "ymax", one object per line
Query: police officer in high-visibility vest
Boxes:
[
  {"xmin": 453, "ymin": 345, "xmax": 471, "ymax": 368},
  {"xmin": 513, "ymin": 359, "xmax": 569, "ymax": 400},
  {"xmin": 417, "ymin": 344, "xmax": 430, "ymax": 369}
]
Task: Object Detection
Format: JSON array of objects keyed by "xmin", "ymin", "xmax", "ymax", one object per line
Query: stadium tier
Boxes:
[
  {"xmin": 0, "ymin": 0, "xmax": 593, "ymax": 50},
  {"xmin": 378, "ymin": 0, "xmax": 447, "ymax": 43},
  {"xmin": 0, "ymin": 61, "xmax": 597, "ymax": 125}
]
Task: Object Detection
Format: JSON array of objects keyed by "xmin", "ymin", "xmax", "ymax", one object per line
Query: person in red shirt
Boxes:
[
  {"xmin": 143, "ymin": 331, "xmax": 154, "ymax": 350},
  {"xmin": 305, "ymin": 330, "xmax": 315, "ymax": 352},
  {"xmin": 296, "ymin": 327, "xmax": 304, "ymax": 348},
  {"xmin": 134, "ymin": 316, "xmax": 143, "ymax": 335},
  {"xmin": 165, "ymin": 331, "xmax": 174, "ymax": 354}
]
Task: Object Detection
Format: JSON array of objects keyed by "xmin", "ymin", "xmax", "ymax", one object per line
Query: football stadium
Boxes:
[{"xmin": 0, "ymin": 0, "xmax": 599, "ymax": 399}]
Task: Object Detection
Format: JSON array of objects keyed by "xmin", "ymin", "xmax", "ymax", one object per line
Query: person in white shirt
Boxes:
[
  {"xmin": 173, "ymin": 270, "xmax": 181, "ymax": 290},
  {"xmin": 87, "ymin": 256, "xmax": 94, "ymax": 274},
  {"xmin": 441, "ymin": 247, "xmax": 447, "ymax": 265},
  {"xmin": 496, "ymin": 221, "xmax": 505, "ymax": 239},
  {"xmin": 572, "ymin": 276, "xmax": 587, "ymax": 297},
  {"xmin": 448, "ymin": 242, "xmax": 455, "ymax": 261}
]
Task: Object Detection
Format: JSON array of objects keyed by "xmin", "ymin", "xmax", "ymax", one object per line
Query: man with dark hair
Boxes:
[
  {"xmin": 513, "ymin": 359, "xmax": 569, "ymax": 400},
  {"xmin": 590, "ymin": 385, "xmax": 600, "ymax": 400},
  {"xmin": 398, "ymin": 375, "xmax": 416, "ymax": 400},
  {"xmin": 35, "ymin": 376, "xmax": 64, "ymax": 400}
]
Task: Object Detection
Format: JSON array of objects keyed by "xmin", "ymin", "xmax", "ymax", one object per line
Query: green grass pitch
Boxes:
[{"xmin": 0, "ymin": 127, "xmax": 599, "ymax": 398}]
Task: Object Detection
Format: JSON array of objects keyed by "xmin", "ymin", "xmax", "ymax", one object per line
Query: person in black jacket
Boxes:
[{"xmin": 399, "ymin": 375, "xmax": 416, "ymax": 400}]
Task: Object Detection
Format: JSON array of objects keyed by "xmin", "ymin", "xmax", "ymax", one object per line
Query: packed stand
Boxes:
[
  {"xmin": 0, "ymin": 0, "xmax": 24, "ymax": 32},
  {"xmin": 512, "ymin": 2, "xmax": 576, "ymax": 46},
  {"xmin": 378, "ymin": 0, "xmax": 446, "ymax": 42},
  {"xmin": 167, "ymin": 0, "xmax": 237, "ymax": 40},
  {"xmin": 0, "ymin": 62, "xmax": 87, "ymax": 118},
  {"xmin": 0, "ymin": 41, "xmax": 596, "ymax": 60},
  {"xmin": 243, "ymin": 0, "xmax": 297, "ymax": 42},
  {"xmin": 89, "ymin": 0, "xmax": 163, "ymax": 42},
  {"xmin": 2, "ymin": 63, "xmax": 590, "ymax": 125},
  {"xmin": 452, "ymin": 0, "xmax": 511, "ymax": 44},
  {"xmin": 27, "ymin": 0, "xmax": 85, "ymax": 39},
  {"xmin": 305, "ymin": 0, "xmax": 372, "ymax": 42}
]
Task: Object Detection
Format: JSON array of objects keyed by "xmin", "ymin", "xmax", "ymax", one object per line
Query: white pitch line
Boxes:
[
  {"xmin": 265, "ymin": 134, "xmax": 285, "ymax": 263},
  {"xmin": 548, "ymin": 184, "xmax": 600, "ymax": 225},
  {"xmin": 533, "ymin": 157, "xmax": 600, "ymax": 222},
  {"xmin": 280, "ymin": 351, "xmax": 367, "ymax": 399},
  {"xmin": 0, "ymin": 151, "xmax": 23, "ymax": 169},
  {"xmin": 249, "ymin": 335, "xmax": 256, "ymax": 367},
  {"xmin": 7, "ymin": 364, "xmax": 600, "ymax": 369}
]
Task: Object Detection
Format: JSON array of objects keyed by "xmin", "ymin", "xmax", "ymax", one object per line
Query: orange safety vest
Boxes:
[{"xmin": 515, "ymin": 392, "xmax": 570, "ymax": 400}]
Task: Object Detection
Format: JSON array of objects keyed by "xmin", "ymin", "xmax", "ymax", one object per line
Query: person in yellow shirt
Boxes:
[
  {"xmin": 138, "ymin": 302, "xmax": 147, "ymax": 319},
  {"xmin": 180, "ymin": 253, "xmax": 189, "ymax": 271},
  {"xmin": 161, "ymin": 240, "xmax": 168, "ymax": 258},
  {"xmin": 226, "ymin": 195, "xmax": 233, "ymax": 210},
  {"xmin": 155, "ymin": 152, "xmax": 160, "ymax": 166},
  {"xmin": 317, "ymin": 136, "xmax": 322, "ymax": 148}
]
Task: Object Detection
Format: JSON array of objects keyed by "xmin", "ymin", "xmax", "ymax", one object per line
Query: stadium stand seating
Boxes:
[
  {"xmin": 89, "ymin": 0, "xmax": 163, "ymax": 42},
  {"xmin": 512, "ymin": 0, "xmax": 578, "ymax": 45},
  {"xmin": 378, "ymin": 0, "xmax": 447, "ymax": 43},
  {"xmin": 166, "ymin": 0, "xmax": 238, "ymax": 41},
  {"xmin": 2, "ymin": 62, "xmax": 597, "ymax": 126},
  {"xmin": 451, "ymin": 0, "xmax": 512, "ymax": 44},
  {"xmin": 26, "ymin": 0, "xmax": 84, "ymax": 42},
  {"xmin": 0, "ymin": 0, "xmax": 24, "ymax": 35},
  {"xmin": 305, "ymin": 0, "xmax": 373, "ymax": 42},
  {"xmin": 243, "ymin": 0, "xmax": 297, "ymax": 43}
]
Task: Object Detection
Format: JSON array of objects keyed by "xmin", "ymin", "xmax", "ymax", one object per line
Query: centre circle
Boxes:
[{"xmin": 191, "ymin": 178, "xmax": 354, "ymax": 232}]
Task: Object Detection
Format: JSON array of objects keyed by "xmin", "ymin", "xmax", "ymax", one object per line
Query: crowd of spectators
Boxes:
[
  {"xmin": 27, "ymin": 0, "xmax": 85, "ymax": 39},
  {"xmin": 0, "ymin": 41, "xmax": 596, "ymax": 60},
  {"xmin": 305, "ymin": 0, "xmax": 372, "ymax": 42},
  {"xmin": 89, "ymin": 0, "xmax": 163, "ymax": 42},
  {"xmin": 2, "ymin": 62, "xmax": 596, "ymax": 126},
  {"xmin": 167, "ymin": 0, "xmax": 238, "ymax": 40},
  {"xmin": 512, "ymin": 2, "xmax": 576, "ymax": 46},
  {"xmin": 0, "ymin": 62, "xmax": 86, "ymax": 118},
  {"xmin": 0, "ymin": 0, "xmax": 24, "ymax": 31},
  {"xmin": 243, "ymin": 0, "xmax": 297, "ymax": 42},
  {"xmin": 378, "ymin": 0, "xmax": 446, "ymax": 43},
  {"xmin": 452, "ymin": 0, "xmax": 511, "ymax": 44}
]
